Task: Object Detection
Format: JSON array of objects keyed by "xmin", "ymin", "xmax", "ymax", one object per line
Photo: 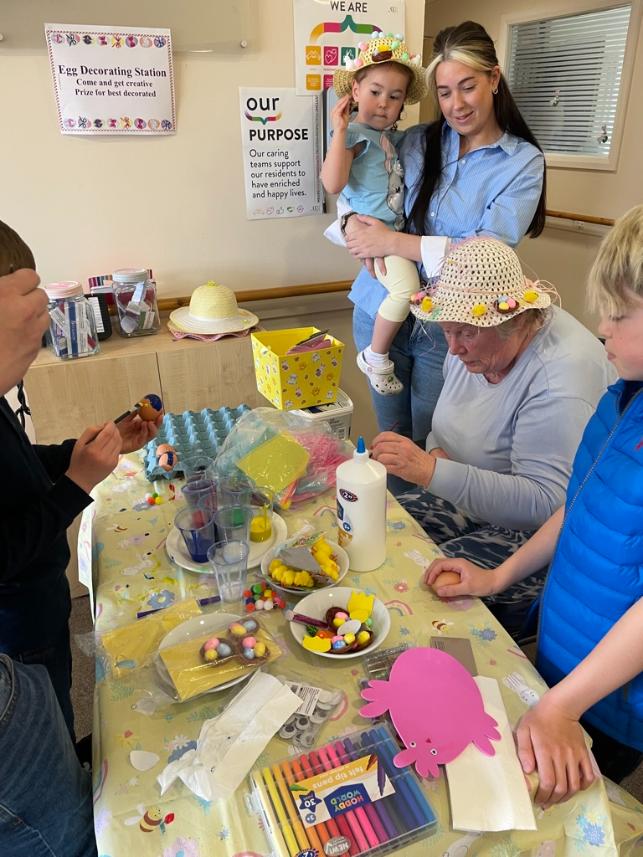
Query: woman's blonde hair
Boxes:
[{"xmin": 587, "ymin": 204, "xmax": 643, "ymax": 317}]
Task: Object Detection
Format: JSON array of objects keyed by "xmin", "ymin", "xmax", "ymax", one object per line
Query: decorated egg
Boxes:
[
  {"xmin": 136, "ymin": 393, "xmax": 163, "ymax": 421},
  {"xmin": 157, "ymin": 451, "xmax": 175, "ymax": 472}
]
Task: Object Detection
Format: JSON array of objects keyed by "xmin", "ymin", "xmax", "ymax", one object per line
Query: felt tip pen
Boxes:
[
  {"xmin": 136, "ymin": 595, "xmax": 220, "ymax": 619},
  {"xmin": 371, "ymin": 727, "xmax": 435, "ymax": 828},
  {"xmin": 308, "ymin": 751, "xmax": 356, "ymax": 855},
  {"xmin": 336, "ymin": 738, "xmax": 394, "ymax": 842},
  {"xmin": 325, "ymin": 742, "xmax": 380, "ymax": 849},
  {"xmin": 317, "ymin": 745, "xmax": 370, "ymax": 852},
  {"xmin": 271, "ymin": 762, "xmax": 310, "ymax": 853},
  {"xmin": 262, "ymin": 766, "xmax": 299, "ymax": 857},
  {"xmin": 285, "ymin": 758, "xmax": 330, "ymax": 850}
]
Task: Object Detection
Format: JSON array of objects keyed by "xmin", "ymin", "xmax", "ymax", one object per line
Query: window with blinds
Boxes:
[{"xmin": 502, "ymin": 2, "xmax": 638, "ymax": 170}]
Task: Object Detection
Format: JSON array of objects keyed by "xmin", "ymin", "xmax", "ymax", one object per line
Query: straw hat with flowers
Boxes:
[
  {"xmin": 334, "ymin": 34, "xmax": 427, "ymax": 105},
  {"xmin": 410, "ymin": 238, "xmax": 553, "ymax": 327}
]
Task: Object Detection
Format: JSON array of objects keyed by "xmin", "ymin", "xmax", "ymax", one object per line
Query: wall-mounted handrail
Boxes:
[
  {"xmin": 546, "ymin": 209, "xmax": 614, "ymax": 227},
  {"xmin": 155, "ymin": 209, "xmax": 613, "ymax": 311}
]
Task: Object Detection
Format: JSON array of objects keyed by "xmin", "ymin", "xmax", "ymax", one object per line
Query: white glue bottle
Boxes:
[{"xmin": 336, "ymin": 435, "xmax": 387, "ymax": 571}]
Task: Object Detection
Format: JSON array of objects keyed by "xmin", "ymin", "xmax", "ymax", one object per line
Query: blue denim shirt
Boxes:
[{"xmin": 348, "ymin": 122, "xmax": 545, "ymax": 318}]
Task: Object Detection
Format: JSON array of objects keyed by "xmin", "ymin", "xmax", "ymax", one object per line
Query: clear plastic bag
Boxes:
[{"xmin": 213, "ymin": 408, "xmax": 351, "ymax": 509}]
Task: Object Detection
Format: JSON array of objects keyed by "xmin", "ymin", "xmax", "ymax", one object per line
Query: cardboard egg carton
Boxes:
[{"xmin": 144, "ymin": 405, "xmax": 250, "ymax": 481}]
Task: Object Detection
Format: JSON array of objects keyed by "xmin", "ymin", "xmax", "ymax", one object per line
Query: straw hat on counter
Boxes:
[{"xmin": 169, "ymin": 281, "xmax": 258, "ymax": 335}]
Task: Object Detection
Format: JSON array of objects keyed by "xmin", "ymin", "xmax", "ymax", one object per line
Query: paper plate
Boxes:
[
  {"xmin": 260, "ymin": 540, "xmax": 349, "ymax": 598},
  {"xmin": 165, "ymin": 512, "xmax": 287, "ymax": 573},
  {"xmin": 289, "ymin": 587, "xmax": 391, "ymax": 660},
  {"xmin": 169, "ymin": 306, "xmax": 258, "ymax": 335},
  {"xmin": 156, "ymin": 611, "xmax": 250, "ymax": 696}
]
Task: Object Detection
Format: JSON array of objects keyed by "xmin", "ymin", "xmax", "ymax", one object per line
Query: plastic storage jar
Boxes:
[
  {"xmin": 44, "ymin": 281, "xmax": 100, "ymax": 360},
  {"xmin": 113, "ymin": 268, "xmax": 160, "ymax": 337}
]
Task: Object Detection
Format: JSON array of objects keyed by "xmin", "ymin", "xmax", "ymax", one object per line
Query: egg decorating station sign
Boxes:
[
  {"xmin": 45, "ymin": 23, "xmax": 175, "ymax": 134},
  {"xmin": 239, "ymin": 87, "xmax": 324, "ymax": 221}
]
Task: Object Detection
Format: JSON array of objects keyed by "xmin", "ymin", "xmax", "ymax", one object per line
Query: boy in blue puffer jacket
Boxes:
[{"xmin": 425, "ymin": 203, "xmax": 643, "ymax": 806}]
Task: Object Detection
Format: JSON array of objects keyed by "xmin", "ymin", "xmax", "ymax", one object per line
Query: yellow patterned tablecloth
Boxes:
[{"xmin": 89, "ymin": 454, "xmax": 643, "ymax": 857}]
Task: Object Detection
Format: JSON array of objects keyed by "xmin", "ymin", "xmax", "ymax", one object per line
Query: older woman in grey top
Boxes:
[{"xmin": 371, "ymin": 237, "xmax": 615, "ymax": 638}]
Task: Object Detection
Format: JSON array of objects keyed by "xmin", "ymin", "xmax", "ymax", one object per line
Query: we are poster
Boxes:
[
  {"xmin": 293, "ymin": 0, "xmax": 405, "ymax": 95},
  {"xmin": 45, "ymin": 23, "xmax": 175, "ymax": 134},
  {"xmin": 239, "ymin": 87, "xmax": 324, "ymax": 221}
]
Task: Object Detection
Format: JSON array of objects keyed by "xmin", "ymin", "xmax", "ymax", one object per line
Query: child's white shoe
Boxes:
[{"xmin": 357, "ymin": 351, "xmax": 403, "ymax": 396}]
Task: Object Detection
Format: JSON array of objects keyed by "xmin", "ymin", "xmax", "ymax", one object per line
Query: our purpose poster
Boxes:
[
  {"xmin": 239, "ymin": 87, "xmax": 324, "ymax": 220},
  {"xmin": 45, "ymin": 23, "xmax": 175, "ymax": 134}
]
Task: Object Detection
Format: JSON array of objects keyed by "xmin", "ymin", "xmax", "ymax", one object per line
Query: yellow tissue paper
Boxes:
[
  {"xmin": 159, "ymin": 627, "xmax": 282, "ymax": 702},
  {"xmin": 236, "ymin": 433, "xmax": 309, "ymax": 493},
  {"xmin": 101, "ymin": 599, "xmax": 203, "ymax": 677}
]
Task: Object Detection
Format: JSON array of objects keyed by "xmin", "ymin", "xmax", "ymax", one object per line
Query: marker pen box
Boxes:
[{"xmin": 249, "ymin": 724, "xmax": 437, "ymax": 857}]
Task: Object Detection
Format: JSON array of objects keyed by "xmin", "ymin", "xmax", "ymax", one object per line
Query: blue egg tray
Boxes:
[{"xmin": 144, "ymin": 405, "xmax": 250, "ymax": 481}]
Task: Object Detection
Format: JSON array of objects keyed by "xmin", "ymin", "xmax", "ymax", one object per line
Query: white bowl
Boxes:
[
  {"xmin": 289, "ymin": 586, "xmax": 390, "ymax": 660},
  {"xmin": 260, "ymin": 539, "xmax": 349, "ymax": 597}
]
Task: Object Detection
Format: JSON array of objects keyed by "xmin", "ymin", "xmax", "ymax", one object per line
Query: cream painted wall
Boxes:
[
  {"xmin": 423, "ymin": 0, "xmax": 643, "ymax": 330},
  {"xmin": 0, "ymin": 0, "xmax": 425, "ymax": 297}
]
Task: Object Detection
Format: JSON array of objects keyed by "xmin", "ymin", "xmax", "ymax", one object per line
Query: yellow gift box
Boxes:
[{"xmin": 251, "ymin": 327, "xmax": 344, "ymax": 410}]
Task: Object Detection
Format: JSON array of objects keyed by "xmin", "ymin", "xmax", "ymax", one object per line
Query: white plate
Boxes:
[
  {"xmin": 156, "ymin": 611, "xmax": 251, "ymax": 695},
  {"xmin": 165, "ymin": 512, "xmax": 287, "ymax": 573},
  {"xmin": 289, "ymin": 586, "xmax": 391, "ymax": 660},
  {"xmin": 260, "ymin": 540, "xmax": 349, "ymax": 598}
]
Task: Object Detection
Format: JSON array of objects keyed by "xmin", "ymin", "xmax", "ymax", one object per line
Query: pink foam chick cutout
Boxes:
[{"xmin": 359, "ymin": 647, "xmax": 500, "ymax": 778}]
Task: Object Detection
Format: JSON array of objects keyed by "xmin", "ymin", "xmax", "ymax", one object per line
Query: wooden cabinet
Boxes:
[{"xmin": 25, "ymin": 323, "xmax": 262, "ymax": 594}]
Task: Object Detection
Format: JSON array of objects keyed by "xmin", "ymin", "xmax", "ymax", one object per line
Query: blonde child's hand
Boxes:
[
  {"xmin": 66, "ymin": 423, "xmax": 122, "ymax": 494},
  {"xmin": 424, "ymin": 557, "xmax": 500, "ymax": 598},
  {"xmin": 516, "ymin": 695, "xmax": 595, "ymax": 807},
  {"xmin": 331, "ymin": 94, "xmax": 353, "ymax": 133}
]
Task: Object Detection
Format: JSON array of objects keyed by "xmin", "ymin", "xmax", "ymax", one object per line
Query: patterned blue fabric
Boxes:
[
  {"xmin": 537, "ymin": 381, "xmax": 643, "ymax": 750},
  {"xmin": 348, "ymin": 122, "xmax": 544, "ymax": 318}
]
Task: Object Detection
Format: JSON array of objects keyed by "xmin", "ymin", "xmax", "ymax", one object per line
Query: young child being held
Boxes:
[
  {"xmin": 426, "ymin": 204, "xmax": 643, "ymax": 805},
  {"xmin": 320, "ymin": 34, "xmax": 427, "ymax": 396}
]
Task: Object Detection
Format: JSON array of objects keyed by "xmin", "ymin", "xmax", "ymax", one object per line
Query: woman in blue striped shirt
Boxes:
[{"xmin": 345, "ymin": 21, "xmax": 546, "ymax": 472}]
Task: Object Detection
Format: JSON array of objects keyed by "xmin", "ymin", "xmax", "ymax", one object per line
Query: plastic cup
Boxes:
[
  {"xmin": 213, "ymin": 505, "xmax": 252, "ymax": 543},
  {"xmin": 207, "ymin": 540, "xmax": 249, "ymax": 603},
  {"xmin": 249, "ymin": 488, "xmax": 274, "ymax": 543},
  {"xmin": 182, "ymin": 478, "xmax": 217, "ymax": 514},
  {"xmin": 218, "ymin": 475, "xmax": 253, "ymax": 508},
  {"xmin": 183, "ymin": 455, "xmax": 214, "ymax": 482},
  {"xmin": 174, "ymin": 507, "xmax": 217, "ymax": 564}
]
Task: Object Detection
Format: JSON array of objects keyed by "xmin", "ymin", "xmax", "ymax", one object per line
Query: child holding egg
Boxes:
[{"xmin": 0, "ymin": 221, "xmax": 162, "ymax": 741}]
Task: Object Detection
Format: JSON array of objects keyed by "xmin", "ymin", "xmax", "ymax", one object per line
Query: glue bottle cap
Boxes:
[{"xmin": 354, "ymin": 435, "xmax": 369, "ymax": 459}]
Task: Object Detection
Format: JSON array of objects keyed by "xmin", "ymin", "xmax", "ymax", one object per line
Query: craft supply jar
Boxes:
[
  {"xmin": 44, "ymin": 281, "xmax": 100, "ymax": 360},
  {"xmin": 112, "ymin": 268, "xmax": 160, "ymax": 337}
]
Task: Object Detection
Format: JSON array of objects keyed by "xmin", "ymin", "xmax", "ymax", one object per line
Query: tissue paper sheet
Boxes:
[
  {"xmin": 157, "ymin": 671, "xmax": 301, "ymax": 802},
  {"xmin": 446, "ymin": 676, "xmax": 536, "ymax": 832}
]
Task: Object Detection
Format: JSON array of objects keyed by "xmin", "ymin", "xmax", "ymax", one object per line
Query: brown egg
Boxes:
[
  {"xmin": 136, "ymin": 393, "xmax": 163, "ymax": 421},
  {"xmin": 431, "ymin": 570, "xmax": 461, "ymax": 591},
  {"xmin": 156, "ymin": 443, "xmax": 175, "ymax": 456}
]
